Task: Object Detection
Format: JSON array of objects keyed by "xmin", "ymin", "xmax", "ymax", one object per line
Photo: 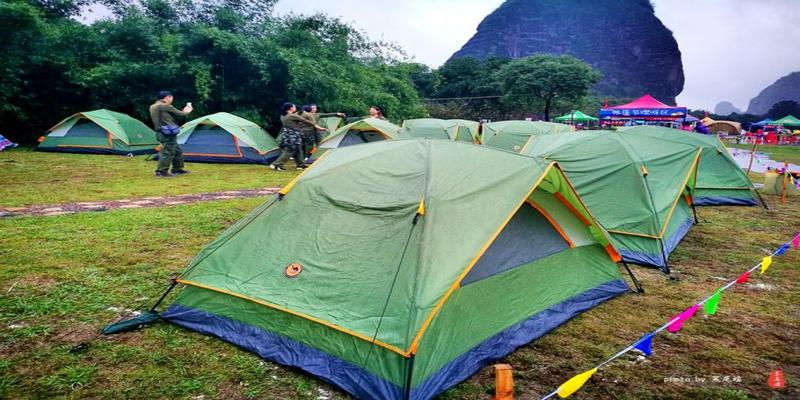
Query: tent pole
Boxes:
[
  {"xmin": 149, "ymin": 278, "xmax": 178, "ymax": 312},
  {"xmin": 622, "ymin": 262, "xmax": 644, "ymax": 293},
  {"xmin": 659, "ymin": 238, "xmax": 671, "ymax": 276},
  {"xmin": 754, "ymin": 187, "xmax": 769, "ymax": 210},
  {"xmin": 782, "ymin": 162, "xmax": 789, "ymax": 204},
  {"xmin": 641, "ymin": 170, "xmax": 670, "ymax": 275},
  {"xmin": 403, "ymin": 355, "xmax": 416, "ymax": 400},
  {"xmin": 746, "ymin": 141, "xmax": 758, "ymax": 175},
  {"xmin": 691, "ymin": 202, "xmax": 699, "ymax": 224}
]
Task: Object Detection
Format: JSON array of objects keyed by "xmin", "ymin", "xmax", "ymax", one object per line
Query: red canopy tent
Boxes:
[{"xmin": 599, "ymin": 94, "xmax": 688, "ymax": 126}]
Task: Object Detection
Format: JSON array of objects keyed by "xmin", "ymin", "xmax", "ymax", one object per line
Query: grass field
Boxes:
[
  {"xmin": 728, "ymin": 143, "xmax": 800, "ymax": 165},
  {"xmin": 0, "ymin": 148, "xmax": 299, "ymax": 207},
  {"xmin": 0, "ymin": 146, "xmax": 798, "ymax": 399}
]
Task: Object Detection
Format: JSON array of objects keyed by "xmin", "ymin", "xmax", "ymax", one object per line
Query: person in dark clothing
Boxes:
[
  {"xmin": 270, "ymin": 103, "xmax": 326, "ymax": 171},
  {"xmin": 298, "ymin": 104, "xmax": 345, "ymax": 158},
  {"xmin": 149, "ymin": 91, "xmax": 193, "ymax": 177},
  {"xmin": 694, "ymin": 121, "xmax": 710, "ymax": 134}
]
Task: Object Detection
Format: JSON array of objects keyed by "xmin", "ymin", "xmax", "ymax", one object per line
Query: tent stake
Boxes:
[{"xmin": 494, "ymin": 364, "xmax": 514, "ymax": 400}]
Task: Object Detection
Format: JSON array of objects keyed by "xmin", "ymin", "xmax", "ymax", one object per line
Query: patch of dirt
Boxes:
[
  {"xmin": 216, "ymin": 380, "xmax": 247, "ymax": 400},
  {"xmin": 0, "ymin": 187, "xmax": 280, "ymax": 217},
  {"xmin": 0, "ymin": 338, "xmax": 49, "ymax": 359},
  {"xmin": 6, "ymin": 275, "xmax": 58, "ymax": 294},
  {"xmin": 53, "ymin": 323, "xmax": 101, "ymax": 345}
]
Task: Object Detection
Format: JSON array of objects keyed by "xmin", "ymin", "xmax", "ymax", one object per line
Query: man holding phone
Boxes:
[{"xmin": 149, "ymin": 91, "xmax": 193, "ymax": 177}]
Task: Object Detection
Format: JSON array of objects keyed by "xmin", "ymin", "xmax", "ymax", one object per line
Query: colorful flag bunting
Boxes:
[
  {"xmin": 542, "ymin": 233, "xmax": 795, "ymax": 399},
  {"xmin": 704, "ymin": 290, "xmax": 722, "ymax": 315},
  {"xmin": 760, "ymin": 256, "xmax": 773, "ymax": 274},
  {"xmin": 557, "ymin": 368, "xmax": 598, "ymax": 398},
  {"xmin": 735, "ymin": 270, "xmax": 751, "ymax": 284},
  {"xmin": 633, "ymin": 333, "xmax": 655, "ymax": 357},
  {"xmin": 667, "ymin": 304, "xmax": 700, "ymax": 333}
]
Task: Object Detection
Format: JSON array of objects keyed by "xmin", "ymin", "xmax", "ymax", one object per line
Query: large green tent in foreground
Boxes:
[
  {"xmin": 315, "ymin": 118, "xmax": 401, "ymax": 158},
  {"xmin": 523, "ymin": 131, "xmax": 701, "ymax": 271},
  {"xmin": 400, "ymin": 118, "xmax": 479, "ymax": 142},
  {"xmin": 621, "ymin": 126, "xmax": 759, "ymax": 206},
  {"xmin": 166, "ymin": 112, "xmax": 280, "ymax": 165},
  {"xmin": 160, "ymin": 140, "xmax": 628, "ymax": 399},
  {"xmin": 481, "ymin": 120, "xmax": 573, "ymax": 152},
  {"xmin": 37, "ymin": 109, "xmax": 158, "ymax": 155}
]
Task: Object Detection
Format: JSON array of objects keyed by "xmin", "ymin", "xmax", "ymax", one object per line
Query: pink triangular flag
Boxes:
[
  {"xmin": 792, "ymin": 234, "xmax": 800, "ymax": 250},
  {"xmin": 667, "ymin": 304, "xmax": 700, "ymax": 333},
  {"xmin": 736, "ymin": 270, "xmax": 751, "ymax": 284}
]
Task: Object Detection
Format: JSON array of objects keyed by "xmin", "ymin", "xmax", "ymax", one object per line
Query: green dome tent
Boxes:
[
  {"xmin": 448, "ymin": 119, "xmax": 481, "ymax": 142},
  {"xmin": 318, "ymin": 116, "xmax": 345, "ymax": 136},
  {"xmin": 769, "ymin": 115, "xmax": 800, "ymax": 127},
  {"xmin": 400, "ymin": 118, "xmax": 479, "ymax": 142},
  {"xmin": 166, "ymin": 112, "xmax": 279, "ymax": 165},
  {"xmin": 158, "ymin": 140, "xmax": 628, "ymax": 400},
  {"xmin": 315, "ymin": 118, "xmax": 401, "ymax": 158},
  {"xmin": 37, "ymin": 109, "xmax": 158, "ymax": 155},
  {"xmin": 621, "ymin": 126, "xmax": 760, "ymax": 206},
  {"xmin": 481, "ymin": 120, "xmax": 573, "ymax": 152},
  {"xmin": 523, "ymin": 131, "xmax": 702, "ymax": 271},
  {"xmin": 553, "ymin": 110, "xmax": 598, "ymax": 124}
]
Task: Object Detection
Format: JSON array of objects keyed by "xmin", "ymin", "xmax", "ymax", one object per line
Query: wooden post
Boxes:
[
  {"xmin": 746, "ymin": 141, "xmax": 758, "ymax": 175},
  {"xmin": 494, "ymin": 364, "xmax": 513, "ymax": 400},
  {"xmin": 782, "ymin": 162, "xmax": 789, "ymax": 204}
]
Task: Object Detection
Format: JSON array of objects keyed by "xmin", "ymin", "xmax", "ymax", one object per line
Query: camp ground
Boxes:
[
  {"xmin": 621, "ymin": 126, "xmax": 761, "ymax": 207},
  {"xmin": 103, "ymin": 140, "xmax": 632, "ymax": 400},
  {"xmin": 481, "ymin": 120, "xmax": 573, "ymax": 152},
  {"xmin": 315, "ymin": 117, "xmax": 402, "ymax": 157},
  {"xmin": 157, "ymin": 112, "xmax": 280, "ymax": 165},
  {"xmin": 523, "ymin": 131, "xmax": 702, "ymax": 272},
  {"xmin": 400, "ymin": 118, "xmax": 479, "ymax": 142},
  {"xmin": 37, "ymin": 109, "xmax": 158, "ymax": 155}
]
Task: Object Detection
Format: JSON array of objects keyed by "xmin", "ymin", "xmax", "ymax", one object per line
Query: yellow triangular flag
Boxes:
[
  {"xmin": 557, "ymin": 368, "xmax": 598, "ymax": 398},
  {"xmin": 760, "ymin": 256, "xmax": 773, "ymax": 274}
]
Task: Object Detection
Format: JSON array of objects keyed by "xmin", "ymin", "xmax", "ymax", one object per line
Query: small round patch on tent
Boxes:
[
  {"xmin": 284, "ymin": 263, "xmax": 303, "ymax": 278},
  {"xmin": 513, "ymin": 145, "xmax": 521, "ymax": 151}
]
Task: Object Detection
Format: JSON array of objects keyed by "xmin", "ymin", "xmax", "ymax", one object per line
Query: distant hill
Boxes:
[
  {"xmin": 747, "ymin": 72, "xmax": 800, "ymax": 115},
  {"xmin": 449, "ymin": 0, "xmax": 685, "ymax": 104},
  {"xmin": 714, "ymin": 101, "xmax": 741, "ymax": 116}
]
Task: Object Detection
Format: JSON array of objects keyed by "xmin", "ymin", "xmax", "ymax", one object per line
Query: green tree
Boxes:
[
  {"xmin": 767, "ymin": 100, "xmax": 800, "ymax": 120},
  {"xmin": 495, "ymin": 55, "xmax": 601, "ymax": 121},
  {"xmin": 0, "ymin": 1, "xmax": 426, "ymax": 142}
]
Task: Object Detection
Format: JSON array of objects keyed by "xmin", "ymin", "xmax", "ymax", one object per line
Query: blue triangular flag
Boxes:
[
  {"xmin": 633, "ymin": 333, "xmax": 655, "ymax": 357},
  {"xmin": 776, "ymin": 243, "xmax": 790, "ymax": 256}
]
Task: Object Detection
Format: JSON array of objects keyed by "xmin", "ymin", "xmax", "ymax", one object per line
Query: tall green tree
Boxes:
[
  {"xmin": 767, "ymin": 100, "xmax": 800, "ymax": 120},
  {"xmin": 495, "ymin": 55, "xmax": 601, "ymax": 121}
]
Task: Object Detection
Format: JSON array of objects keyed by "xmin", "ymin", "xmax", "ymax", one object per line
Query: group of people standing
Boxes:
[
  {"xmin": 148, "ymin": 89, "xmax": 386, "ymax": 176},
  {"xmin": 270, "ymin": 103, "xmax": 343, "ymax": 171},
  {"xmin": 271, "ymin": 103, "xmax": 385, "ymax": 171}
]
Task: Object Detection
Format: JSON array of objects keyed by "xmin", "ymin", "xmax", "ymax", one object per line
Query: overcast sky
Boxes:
[{"xmin": 273, "ymin": 0, "xmax": 800, "ymax": 111}]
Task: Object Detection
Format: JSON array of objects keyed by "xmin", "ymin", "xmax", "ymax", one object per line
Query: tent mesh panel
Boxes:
[{"xmin": 462, "ymin": 204, "xmax": 569, "ymax": 286}]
